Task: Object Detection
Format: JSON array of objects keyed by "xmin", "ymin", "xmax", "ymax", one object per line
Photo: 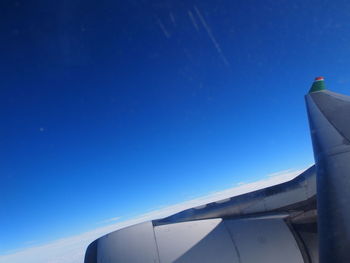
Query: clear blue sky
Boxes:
[{"xmin": 2, "ymin": 0, "xmax": 350, "ymax": 254}]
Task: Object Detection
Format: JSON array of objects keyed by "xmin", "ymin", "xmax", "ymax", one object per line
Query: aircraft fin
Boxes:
[{"xmin": 306, "ymin": 77, "xmax": 350, "ymax": 262}]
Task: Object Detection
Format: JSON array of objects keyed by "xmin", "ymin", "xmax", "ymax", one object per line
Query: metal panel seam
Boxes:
[
  {"xmin": 311, "ymin": 95, "xmax": 350, "ymax": 143},
  {"xmin": 222, "ymin": 219, "xmax": 242, "ymax": 263},
  {"xmin": 285, "ymin": 220, "xmax": 311, "ymax": 263},
  {"xmin": 152, "ymin": 221, "xmax": 161, "ymax": 263}
]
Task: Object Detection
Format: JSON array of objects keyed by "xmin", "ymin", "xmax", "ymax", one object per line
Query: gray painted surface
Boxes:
[
  {"xmin": 155, "ymin": 166, "xmax": 316, "ymax": 225},
  {"xmin": 299, "ymin": 231, "xmax": 318, "ymax": 263},
  {"xmin": 97, "ymin": 222, "xmax": 159, "ymax": 263},
  {"xmin": 154, "ymin": 219, "xmax": 240, "ymax": 263},
  {"xmin": 304, "ymin": 171, "xmax": 316, "ymax": 199},
  {"xmin": 264, "ymin": 184, "xmax": 307, "ymax": 210},
  {"xmin": 225, "ymin": 218, "xmax": 304, "ymax": 263},
  {"xmin": 306, "ymin": 90, "xmax": 350, "ymax": 263},
  {"xmin": 84, "ymin": 240, "xmax": 97, "ymax": 263},
  {"xmin": 310, "ymin": 90, "xmax": 350, "ymax": 142},
  {"xmin": 86, "ymin": 217, "xmax": 306, "ymax": 263}
]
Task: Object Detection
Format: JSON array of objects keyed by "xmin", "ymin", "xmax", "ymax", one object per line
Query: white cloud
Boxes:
[
  {"xmin": 0, "ymin": 167, "xmax": 307, "ymax": 263},
  {"xmin": 96, "ymin": 217, "xmax": 121, "ymax": 225}
]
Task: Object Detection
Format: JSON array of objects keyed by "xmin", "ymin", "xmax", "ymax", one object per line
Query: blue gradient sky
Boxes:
[{"xmin": 2, "ymin": 0, "xmax": 350, "ymax": 254}]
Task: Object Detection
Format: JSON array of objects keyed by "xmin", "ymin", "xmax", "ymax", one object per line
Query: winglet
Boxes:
[{"xmin": 309, "ymin": 76, "xmax": 326, "ymax": 93}]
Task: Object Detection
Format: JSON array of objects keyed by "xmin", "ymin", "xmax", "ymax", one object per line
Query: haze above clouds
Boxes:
[{"xmin": 0, "ymin": 168, "xmax": 305, "ymax": 263}]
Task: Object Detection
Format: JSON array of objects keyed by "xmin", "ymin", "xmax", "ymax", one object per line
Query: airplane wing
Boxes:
[{"xmin": 84, "ymin": 77, "xmax": 350, "ymax": 263}]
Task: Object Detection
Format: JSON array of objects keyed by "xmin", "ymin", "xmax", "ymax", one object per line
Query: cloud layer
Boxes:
[{"xmin": 0, "ymin": 168, "xmax": 306, "ymax": 263}]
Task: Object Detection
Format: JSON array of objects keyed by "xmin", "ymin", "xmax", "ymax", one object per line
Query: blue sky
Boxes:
[{"xmin": 1, "ymin": 0, "xmax": 350, "ymax": 255}]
